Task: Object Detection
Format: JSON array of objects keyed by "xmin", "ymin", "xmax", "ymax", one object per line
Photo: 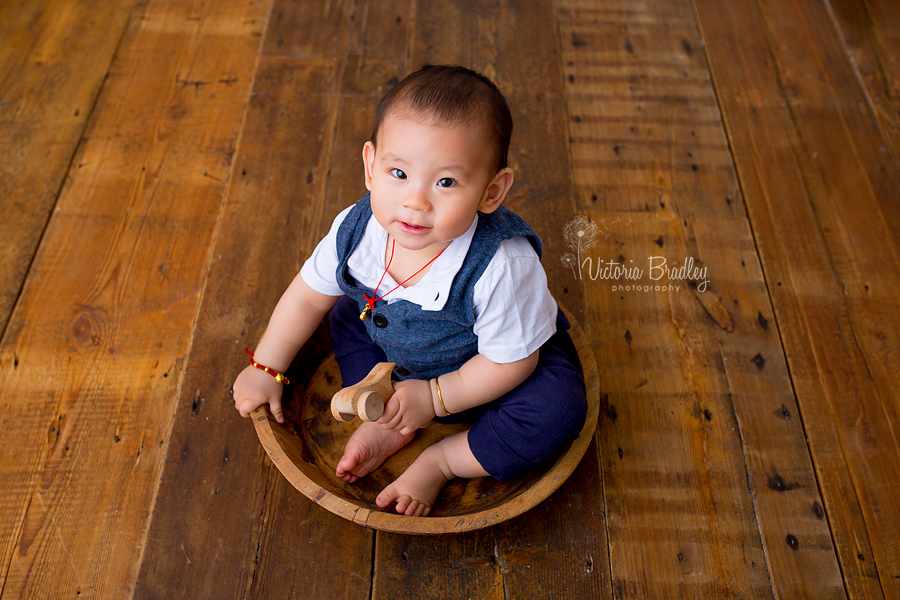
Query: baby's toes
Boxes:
[
  {"xmin": 402, "ymin": 499, "xmax": 430, "ymax": 517},
  {"xmin": 394, "ymin": 494, "xmax": 413, "ymax": 515},
  {"xmin": 337, "ymin": 471, "xmax": 359, "ymax": 483},
  {"xmin": 376, "ymin": 488, "xmax": 397, "ymax": 510}
]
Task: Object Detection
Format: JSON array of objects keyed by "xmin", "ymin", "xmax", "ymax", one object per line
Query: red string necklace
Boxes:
[{"xmin": 360, "ymin": 238, "xmax": 446, "ymax": 321}]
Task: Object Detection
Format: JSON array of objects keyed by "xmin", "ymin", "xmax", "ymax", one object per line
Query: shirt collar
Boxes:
[{"xmin": 346, "ymin": 214, "xmax": 479, "ymax": 311}]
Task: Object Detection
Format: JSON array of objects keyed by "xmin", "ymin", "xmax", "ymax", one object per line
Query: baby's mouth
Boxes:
[{"xmin": 398, "ymin": 221, "xmax": 430, "ymax": 233}]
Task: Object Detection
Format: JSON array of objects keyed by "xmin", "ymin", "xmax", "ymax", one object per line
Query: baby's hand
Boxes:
[
  {"xmin": 232, "ymin": 365, "xmax": 287, "ymax": 423},
  {"xmin": 378, "ymin": 379, "xmax": 435, "ymax": 435}
]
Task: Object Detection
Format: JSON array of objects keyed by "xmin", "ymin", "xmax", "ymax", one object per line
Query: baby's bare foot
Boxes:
[
  {"xmin": 336, "ymin": 422, "xmax": 414, "ymax": 483},
  {"xmin": 376, "ymin": 444, "xmax": 453, "ymax": 517}
]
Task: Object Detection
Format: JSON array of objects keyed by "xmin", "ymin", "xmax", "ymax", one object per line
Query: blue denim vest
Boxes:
[{"xmin": 335, "ymin": 194, "xmax": 542, "ymax": 380}]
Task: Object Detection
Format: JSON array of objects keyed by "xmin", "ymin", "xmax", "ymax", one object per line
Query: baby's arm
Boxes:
[
  {"xmin": 232, "ymin": 273, "xmax": 339, "ymax": 422},
  {"xmin": 433, "ymin": 351, "xmax": 539, "ymax": 415},
  {"xmin": 378, "ymin": 351, "xmax": 539, "ymax": 434}
]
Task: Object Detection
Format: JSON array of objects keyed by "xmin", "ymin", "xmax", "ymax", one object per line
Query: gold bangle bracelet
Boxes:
[{"xmin": 434, "ymin": 376, "xmax": 451, "ymax": 416}]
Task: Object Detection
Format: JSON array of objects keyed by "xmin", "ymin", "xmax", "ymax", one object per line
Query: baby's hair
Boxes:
[{"xmin": 370, "ymin": 65, "xmax": 513, "ymax": 172}]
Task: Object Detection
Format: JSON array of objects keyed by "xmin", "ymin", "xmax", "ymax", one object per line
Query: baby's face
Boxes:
[{"xmin": 363, "ymin": 113, "xmax": 505, "ymax": 257}]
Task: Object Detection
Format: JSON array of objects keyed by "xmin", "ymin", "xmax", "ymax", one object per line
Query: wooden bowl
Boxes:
[{"xmin": 251, "ymin": 307, "xmax": 599, "ymax": 534}]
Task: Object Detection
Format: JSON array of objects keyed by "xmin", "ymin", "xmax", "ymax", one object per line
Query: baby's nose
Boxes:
[{"xmin": 402, "ymin": 187, "xmax": 431, "ymax": 211}]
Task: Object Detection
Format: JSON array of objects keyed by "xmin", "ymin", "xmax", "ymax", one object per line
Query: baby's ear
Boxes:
[
  {"xmin": 478, "ymin": 167, "xmax": 515, "ymax": 214},
  {"xmin": 362, "ymin": 141, "xmax": 376, "ymax": 191}
]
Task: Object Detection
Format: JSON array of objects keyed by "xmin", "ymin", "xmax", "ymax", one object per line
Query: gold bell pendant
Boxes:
[{"xmin": 360, "ymin": 304, "xmax": 372, "ymax": 321}]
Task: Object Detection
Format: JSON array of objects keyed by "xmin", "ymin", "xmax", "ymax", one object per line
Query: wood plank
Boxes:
[
  {"xmin": 827, "ymin": 0, "xmax": 900, "ymax": 162},
  {"xmin": 559, "ymin": 0, "xmax": 847, "ymax": 597},
  {"xmin": 373, "ymin": 446, "xmax": 605, "ymax": 598},
  {"xmin": 763, "ymin": 0, "xmax": 900, "ymax": 251},
  {"xmin": 317, "ymin": 1, "xmax": 414, "ymax": 215},
  {"xmin": 0, "ymin": 0, "xmax": 269, "ymax": 596},
  {"xmin": 372, "ymin": 453, "xmax": 609, "ymax": 599},
  {"xmin": 375, "ymin": 530, "xmax": 506, "ymax": 598},
  {"xmin": 263, "ymin": 0, "xmax": 359, "ymax": 58},
  {"xmin": 371, "ymin": 0, "xmax": 609, "ymax": 597},
  {"xmin": 491, "ymin": 440, "xmax": 609, "ymax": 597},
  {"xmin": 0, "ymin": 0, "xmax": 135, "ymax": 334},
  {"xmin": 693, "ymin": 0, "xmax": 900, "ymax": 597},
  {"xmin": 250, "ymin": 463, "xmax": 374, "ymax": 599},
  {"xmin": 132, "ymin": 1, "xmax": 382, "ymax": 597}
]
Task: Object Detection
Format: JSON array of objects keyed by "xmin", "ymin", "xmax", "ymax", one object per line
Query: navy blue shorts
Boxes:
[{"xmin": 328, "ymin": 295, "xmax": 588, "ymax": 481}]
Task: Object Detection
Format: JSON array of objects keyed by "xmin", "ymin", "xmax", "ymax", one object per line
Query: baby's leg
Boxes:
[
  {"xmin": 336, "ymin": 422, "xmax": 414, "ymax": 483},
  {"xmin": 376, "ymin": 430, "xmax": 487, "ymax": 517},
  {"xmin": 467, "ymin": 314, "xmax": 588, "ymax": 481}
]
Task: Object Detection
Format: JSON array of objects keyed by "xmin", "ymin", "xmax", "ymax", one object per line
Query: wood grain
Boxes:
[
  {"xmin": 694, "ymin": 0, "xmax": 900, "ymax": 597},
  {"xmin": 827, "ymin": 0, "xmax": 900, "ymax": 163},
  {"xmin": 0, "ymin": 0, "xmax": 135, "ymax": 333},
  {"xmin": 761, "ymin": 0, "xmax": 900, "ymax": 250},
  {"xmin": 0, "ymin": 0, "xmax": 269, "ymax": 596},
  {"xmin": 559, "ymin": 0, "xmax": 847, "ymax": 597}
]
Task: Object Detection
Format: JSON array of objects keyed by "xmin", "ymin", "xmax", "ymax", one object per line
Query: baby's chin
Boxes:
[{"xmin": 392, "ymin": 234, "xmax": 454, "ymax": 256}]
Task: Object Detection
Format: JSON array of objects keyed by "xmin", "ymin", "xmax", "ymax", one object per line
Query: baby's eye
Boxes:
[
  {"xmin": 437, "ymin": 177, "xmax": 456, "ymax": 188},
  {"xmin": 390, "ymin": 168, "xmax": 407, "ymax": 180}
]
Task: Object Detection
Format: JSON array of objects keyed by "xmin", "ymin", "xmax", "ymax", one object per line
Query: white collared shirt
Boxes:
[{"xmin": 300, "ymin": 205, "xmax": 557, "ymax": 364}]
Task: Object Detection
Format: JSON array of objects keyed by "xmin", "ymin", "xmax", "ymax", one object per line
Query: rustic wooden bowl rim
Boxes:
[{"xmin": 251, "ymin": 305, "xmax": 600, "ymax": 535}]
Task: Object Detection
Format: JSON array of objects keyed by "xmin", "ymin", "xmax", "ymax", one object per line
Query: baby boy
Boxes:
[{"xmin": 233, "ymin": 65, "xmax": 587, "ymax": 517}]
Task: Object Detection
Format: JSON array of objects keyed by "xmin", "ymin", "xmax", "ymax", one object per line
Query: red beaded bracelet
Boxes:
[{"xmin": 245, "ymin": 348, "xmax": 291, "ymax": 385}]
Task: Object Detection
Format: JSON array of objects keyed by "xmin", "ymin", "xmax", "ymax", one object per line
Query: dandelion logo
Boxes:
[
  {"xmin": 561, "ymin": 216, "xmax": 599, "ymax": 279},
  {"xmin": 559, "ymin": 213, "xmax": 712, "ymax": 292}
]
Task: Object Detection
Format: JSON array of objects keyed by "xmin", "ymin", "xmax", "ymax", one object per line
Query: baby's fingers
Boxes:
[
  {"xmin": 381, "ymin": 413, "xmax": 405, "ymax": 432},
  {"xmin": 380, "ymin": 404, "xmax": 407, "ymax": 432},
  {"xmin": 234, "ymin": 394, "xmax": 267, "ymax": 419},
  {"xmin": 378, "ymin": 397, "xmax": 400, "ymax": 425},
  {"xmin": 269, "ymin": 398, "xmax": 284, "ymax": 423},
  {"xmin": 235, "ymin": 396, "xmax": 254, "ymax": 418}
]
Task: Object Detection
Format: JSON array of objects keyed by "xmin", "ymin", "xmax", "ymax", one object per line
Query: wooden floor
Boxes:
[{"xmin": 1, "ymin": 0, "xmax": 898, "ymax": 598}]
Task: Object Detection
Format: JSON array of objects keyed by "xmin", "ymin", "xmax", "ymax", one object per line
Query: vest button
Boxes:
[
  {"xmin": 373, "ymin": 313, "xmax": 388, "ymax": 328},
  {"xmin": 394, "ymin": 366, "xmax": 410, "ymax": 377}
]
